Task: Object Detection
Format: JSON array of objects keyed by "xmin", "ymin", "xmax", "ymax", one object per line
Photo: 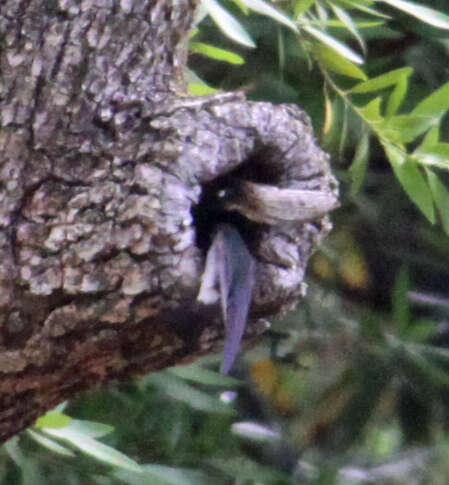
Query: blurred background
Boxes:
[{"xmin": 3, "ymin": 1, "xmax": 449, "ymax": 484}]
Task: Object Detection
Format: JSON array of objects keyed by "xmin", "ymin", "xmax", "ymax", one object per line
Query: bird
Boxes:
[
  {"xmin": 197, "ymin": 223, "xmax": 255, "ymax": 374},
  {"xmin": 197, "ymin": 178, "xmax": 338, "ymax": 372}
]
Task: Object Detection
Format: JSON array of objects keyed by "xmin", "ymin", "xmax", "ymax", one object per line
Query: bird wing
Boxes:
[{"xmin": 215, "ymin": 224, "xmax": 256, "ymax": 374}]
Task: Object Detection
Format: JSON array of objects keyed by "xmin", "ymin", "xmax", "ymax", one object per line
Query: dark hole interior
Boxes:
[
  {"xmin": 192, "ymin": 152, "xmax": 281, "ymax": 253},
  {"xmin": 192, "ymin": 175, "xmax": 258, "ymax": 253},
  {"xmin": 230, "ymin": 147, "xmax": 284, "ymax": 185}
]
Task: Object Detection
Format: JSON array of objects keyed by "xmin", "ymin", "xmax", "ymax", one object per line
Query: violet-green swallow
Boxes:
[{"xmin": 197, "ymin": 223, "xmax": 256, "ymax": 373}]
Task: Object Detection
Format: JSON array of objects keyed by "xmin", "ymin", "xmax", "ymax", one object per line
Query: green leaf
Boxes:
[
  {"xmin": 239, "ymin": 0, "xmax": 298, "ymax": 32},
  {"xmin": 411, "ymin": 81, "xmax": 449, "ymax": 122},
  {"xmin": 323, "ymin": 96, "xmax": 344, "ymax": 147},
  {"xmin": 339, "ymin": 101, "xmax": 349, "ymax": 160},
  {"xmin": 326, "ymin": 20, "xmax": 386, "ymax": 28},
  {"xmin": 381, "ymin": 0, "xmax": 449, "ymax": 30},
  {"xmin": 350, "ymin": 67, "xmax": 412, "ymax": 93},
  {"xmin": 359, "ymin": 312, "xmax": 384, "ymax": 341},
  {"xmin": 338, "ymin": 0, "xmax": 392, "ymax": 19},
  {"xmin": 384, "ymin": 143, "xmax": 435, "ymax": 223},
  {"xmin": 21, "ymin": 459, "xmax": 49, "ymax": 485},
  {"xmin": 349, "ymin": 130, "xmax": 370, "ymax": 195},
  {"xmin": 294, "ymin": 0, "xmax": 316, "ymax": 17},
  {"xmin": 417, "ymin": 125, "xmax": 440, "ymax": 150},
  {"xmin": 231, "ymin": 422, "xmax": 281, "ymax": 443},
  {"xmin": 386, "ymin": 74, "xmax": 408, "ymax": 117},
  {"xmin": 189, "ymin": 28, "xmax": 199, "ymax": 39},
  {"xmin": 34, "ymin": 411, "xmax": 71, "ymax": 429},
  {"xmin": 185, "ymin": 68, "xmax": 219, "ymax": 96},
  {"xmin": 315, "ymin": 2, "xmax": 328, "ymax": 23},
  {"xmin": 231, "ymin": 0, "xmax": 249, "ymax": 15},
  {"xmin": 331, "ymin": 5, "xmax": 366, "ymax": 54},
  {"xmin": 403, "ymin": 319, "xmax": 438, "ymax": 342},
  {"xmin": 3, "ymin": 437, "xmax": 25, "ymax": 466},
  {"xmin": 188, "ymin": 83, "xmax": 219, "ymax": 95},
  {"xmin": 168, "ymin": 365, "xmax": 241, "ymax": 387},
  {"xmin": 27, "ymin": 430, "xmax": 75, "ymax": 457},
  {"xmin": 201, "ymin": 0, "xmax": 256, "ymax": 48},
  {"xmin": 65, "ymin": 419, "xmax": 115, "ymax": 439},
  {"xmin": 42, "ymin": 426, "xmax": 142, "ymax": 472},
  {"xmin": 139, "ymin": 465, "xmax": 212, "ymax": 485},
  {"xmin": 400, "ymin": 341, "xmax": 449, "ymax": 387},
  {"xmin": 426, "ymin": 169, "xmax": 449, "ymax": 236},
  {"xmin": 356, "ymin": 97, "xmax": 383, "ymax": 125},
  {"xmin": 313, "ymin": 43, "xmax": 366, "ymax": 80},
  {"xmin": 303, "ymin": 25, "xmax": 364, "ymax": 64},
  {"xmin": 190, "ymin": 42, "xmax": 244, "ymax": 64},
  {"xmin": 148, "ymin": 373, "xmax": 235, "ymax": 413},
  {"xmin": 383, "ymin": 114, "xmax": 435, "ymax": 143},
  {"xmin": 323, "ymin": 83, "xmax": 333, "ymax": 135},
  {"xmin": 392, "ymin": 266, "xmax": 410, "ymax": 336},
  {"xmin": 414, "ymin": 143, "xmax": 449, "ymax": 170}
]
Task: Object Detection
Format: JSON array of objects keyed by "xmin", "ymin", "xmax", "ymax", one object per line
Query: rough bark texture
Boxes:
[{"xmin": 0, "ymin": 0, "xmax": 338, "ymax": 442}]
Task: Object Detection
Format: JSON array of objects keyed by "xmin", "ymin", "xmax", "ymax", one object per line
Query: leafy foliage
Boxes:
[{"xmin": 191, "ymin": 0, "xmax": 449, "ymax": 235}]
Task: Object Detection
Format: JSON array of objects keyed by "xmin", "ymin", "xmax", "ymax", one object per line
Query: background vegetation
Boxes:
[{"xmin": 3, "ymin": 1, "xmax": 449, "ymax": 483}]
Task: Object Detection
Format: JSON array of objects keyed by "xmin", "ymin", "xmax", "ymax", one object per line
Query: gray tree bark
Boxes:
[{"xmin": 0, "ymin": 0, "xmax": 338, "ymax": 443}]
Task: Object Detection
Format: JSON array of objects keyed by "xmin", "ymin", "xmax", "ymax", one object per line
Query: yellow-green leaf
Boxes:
[
  {"xmin": 185, "ymin": 68, "xmax": 219, "ymax": 96},
  {"xmin": 188, "ymin": 83, "xmax": 219, "ymax": 95},
  {"xmin": 384, "ymin": 143, "xmax": 435, "ymax": 223},
  {"xmin": 35, "ymin": 411, "xmax": 72, "ymax": 429},
  {"xmin": 392, "ymin": 266, "xmax": 411, "ymax": 335},
  {"xmin": 339, "ymin": 0, "xmax": 392, "ymax": 19},
  {"xmin": 231, "ymin": 0, "xmax": 249, "ymax": 15},
  {"xmin": 356, "ymin": 97, "xmax": 383, "ymax": 125},
  {"xmin": 304, "ymin": 25, "xmax": 364, "ymax": 64},
  {"xmin": 350, "ymin": 67, "xmax": 412, "ymax": 93},
  {"xmin": 326, "ymin": 20, "xmax": 386, "ymax": 28},
  {"xmin": 386, "ymin": 74, "xmax": 408, "ymax": 117},
  {"xmin": 190, "ymin": 42, "xmax": 245, "ymax": 64},
  {"xmin": 313, "ymin": 43, "xmax": 366, "ymax": 80},
  {"xmin": 383, "ymin": 114, "xmax": 435, "ymax": 143},
  {"xmin": 349, "ymin": 130, "xmax": 370, "ymax": 195},
  {"xmin": 426, "ymin": 169, "xmax": 449, "ymax": 236},
  {"xmin": 294, "ymin": 0, "xmax": 316, "ymax": 17},
  {"xmin": 322, "ymin": 84, "xmax": 333, "ymax": 136},
  {"xmin": 417, "ymin": 126, "xmax": 440, "ymax": 151},
  {"xmin": 414, "ymin": 143, "xmax": 449, "ymax": 170},
  {"xmin": 419, "ymin": 125, "xmax": 440, "ymax": 149},
  {"xmin": 411, "ymin": 81, "xmax": 449, "ymax": 121}
]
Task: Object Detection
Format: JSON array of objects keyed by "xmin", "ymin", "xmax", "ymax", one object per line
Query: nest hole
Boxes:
[
  {"xmin": 230, "ymin": 147, "xmax": 284, "ymax": 185},
  {"xmin": 192, "ymin": 152, "xmax": 282, "ymax": 254}
]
